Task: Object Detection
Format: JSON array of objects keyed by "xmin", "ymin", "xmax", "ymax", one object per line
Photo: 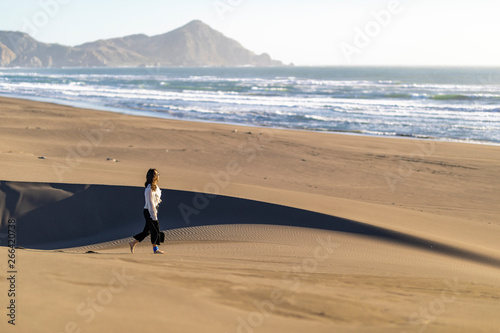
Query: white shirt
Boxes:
[{"xmin": 144, "ymin": 184, "xmax": 162, "ymax": 220}]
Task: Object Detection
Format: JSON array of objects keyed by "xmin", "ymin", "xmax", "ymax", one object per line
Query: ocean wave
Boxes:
[
  {"xmin": 431, "ymin": 94, "xmax": 473, "ymax": 101},
  {"xmin": 384, "ymin": 93, "xmax": 413, "ymax": 99},
  {"xmin": 1, "ymin": 67, "xmax": 500, "ymax": 144}
]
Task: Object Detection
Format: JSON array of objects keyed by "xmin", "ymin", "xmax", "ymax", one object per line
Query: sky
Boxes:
[{"xmin": 0, "ymin": 0, "xmax": 499, "ymax": 66}]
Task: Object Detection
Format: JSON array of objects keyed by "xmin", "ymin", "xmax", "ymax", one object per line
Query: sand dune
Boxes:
[
  {"xmin": 2, "ymin": 180, "xmax": 500, "ymax": 270},
  {"xmin": 2, "ymin": 181, "xmax": 500, "ymax": 332},
  {"xmin": 1, "ymin": 96, "xmax": 500, "ymax": 332}
]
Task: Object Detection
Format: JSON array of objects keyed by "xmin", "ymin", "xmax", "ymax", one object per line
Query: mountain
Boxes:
[
  {"xmin": 0, "ymin": 20, "xmax": 283, "ymax": 67},
  {"xmin": 0, "ymin": 31, "xmax": 107, "ymax": 67}
]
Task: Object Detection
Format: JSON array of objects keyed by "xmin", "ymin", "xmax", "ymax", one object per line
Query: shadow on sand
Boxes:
[{"xmin": 1, "ymin": 181, "xmax": 499, "ymax": 268}]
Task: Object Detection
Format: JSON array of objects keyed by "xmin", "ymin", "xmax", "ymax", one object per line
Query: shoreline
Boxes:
[{"xmin": 0, "ymin": 92, "xmax": 498, "ymax": 147}]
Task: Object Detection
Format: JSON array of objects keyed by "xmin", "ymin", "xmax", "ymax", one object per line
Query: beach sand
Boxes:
[{"xmin": 0, "ymin": 96, "xmax": 499, "ymax": 332}]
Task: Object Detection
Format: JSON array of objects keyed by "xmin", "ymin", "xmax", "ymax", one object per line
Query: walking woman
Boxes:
[{"xmin": 129, "ymin": 168, "xmax": 164, "ymax": 254}]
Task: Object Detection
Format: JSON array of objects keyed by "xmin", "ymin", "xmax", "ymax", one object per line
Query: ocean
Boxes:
[{"xmin": 1, "ymin": 66, "xmax": 499, "ymax": 145}]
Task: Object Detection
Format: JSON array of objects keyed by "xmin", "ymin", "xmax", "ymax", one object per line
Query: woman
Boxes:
[{"xmin": 129, "ymin": 168, "xmax": 164, "ymax": 254}]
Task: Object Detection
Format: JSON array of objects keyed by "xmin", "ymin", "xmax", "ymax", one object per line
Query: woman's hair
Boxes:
[{"xmin": 145, "ymin": 168, "xmax": 159, "ymax": 190}]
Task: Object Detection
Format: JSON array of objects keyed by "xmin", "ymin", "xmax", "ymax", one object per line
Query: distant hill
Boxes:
[{"xmin": 0, "ymin": 20, "xmax": 283, "ymax": 67}]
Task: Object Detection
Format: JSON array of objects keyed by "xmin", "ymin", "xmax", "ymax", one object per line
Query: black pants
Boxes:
[{"xmin": 133, "ymin": 209, "xmax": 161, "ymax": 245}]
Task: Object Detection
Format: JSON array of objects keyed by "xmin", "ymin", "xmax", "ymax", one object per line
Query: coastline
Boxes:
[
  {"xmin": 2, "ymin": 92, "xmax": 499, "ymax": 147},
  {"xmin": 1, "ymin": 65, "xmax": 499, "ymax": 146},
  {"xmin": 1, "ymin": 95, "xmax": 500, "ymax": 332}
]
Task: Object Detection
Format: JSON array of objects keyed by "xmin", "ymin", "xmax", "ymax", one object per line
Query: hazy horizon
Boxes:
[{"xmin": 1, "ymin": 0, "xmax": 500, "ymax": 67}]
